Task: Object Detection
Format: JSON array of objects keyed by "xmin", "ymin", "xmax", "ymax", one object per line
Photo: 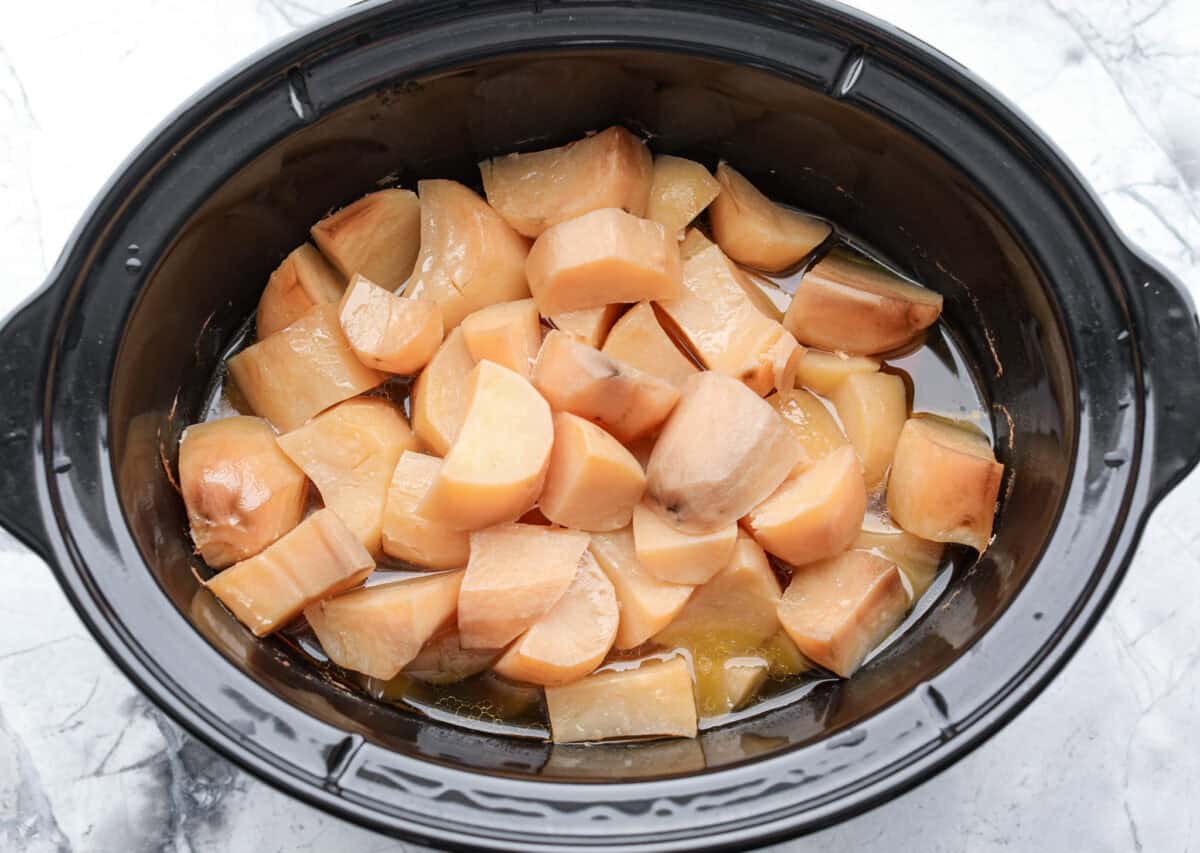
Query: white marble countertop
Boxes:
[{"xmin": 1, "ymin": 1, "xmax": 1197, "ymax": 850}]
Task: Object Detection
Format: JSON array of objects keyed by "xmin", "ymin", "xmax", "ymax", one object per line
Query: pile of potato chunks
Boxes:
[{"xmin": 180, "ymin": 126, "xmax": 1004, "ymax": 743}]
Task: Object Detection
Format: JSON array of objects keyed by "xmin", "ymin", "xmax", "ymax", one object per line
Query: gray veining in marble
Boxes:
[{"xmin": 0, "ymin": 1, "xmax": 1197, "ymax": 850}]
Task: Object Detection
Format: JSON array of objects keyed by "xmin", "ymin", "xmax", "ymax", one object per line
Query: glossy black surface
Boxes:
[{"xmin": 1, "ymin": 1, "xmax": 1198, "ymax": 850}]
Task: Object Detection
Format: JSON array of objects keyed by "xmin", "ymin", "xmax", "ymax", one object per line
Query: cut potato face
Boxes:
[
  {"xmin": 545, "ymin": 656, "xmax": 698, "ymax": 743},
  {"xmin": 403, "ymin": 179, "xmax": 531, "ymax": 329},
  {"xmin": 708, "ymin": 657, "xmax": 769, "ymax": 715},
  {"xmin": 767, "ymin": 388, "xmax": 849, "ymax": 465},
  {"xmin": 180, "ymin": 416, "xmax": 308, "ymax": 569},
  {"xmin": 709, "ymin": 163, "xmax": 831, "ymax": 272},
  {"xmin": 589, "ymin": 527, "xmax": 694, "ymax": 650},
  {"xmin": 532, "ymin": 330, "xmax": 680, "ymax": 445},
  {"xmin": 831, "ymin": 372, "xmax": 908, "ymax": 488},
  {"xmin": 550, "ymin": 304, "xmax": 622, "ymax": 348},
  {"xmin": 540, "ymin": 412, "xmax": 646, "ymax": 532},
  {"xmin": 777, "ymin": 550, "xmax": 908, "ymax": 677},
  {"xmin": 645, "ymin": 371, "xmax": 802, "ymax": 533},
  {"xmin": 526, "ymin": 207, "xmax": 683, "ymax": 316},
  {"xmin": 256, "ymin": 243, "xmax": 344, "ymax": 339},
  {"xmin": 206, "ymin": 509, "xmax": 374, "ymax": 636},
  {"xmin": 419, "ymin": 360, "xmax": 554, "ymax": 531},
  {"xmin": 795, "ymin": 349, "xmax": 881, "ymax": 397},
  {"xmin": 783, "ymin": 249, "xmax": 943, "ymax": 355},
  {"xmin": 679, "ymin": 227, "xmax": 714, "ymax": 259},
  {"xmin": 459, "ymin": 297, "xmax": 541, "ymax": 378},
  {"xmin": 601, "ymin": 302, "xmax": 699, "ymax": 389},
  {"xmin": 381, "ymin": 451, "xmax": 470, "ymax": 570},
  {"xmin": 457, "ymin": 523, "xmax": 589, "ymax": 649},
  {"xmin": 311, "ymin": 188, "xmax": 421, "ymax": 291},
  {"xmin": 632, "ymin": 500, "xmax": 737, "ymax": 585},
  {"xmin": 404, "ymin": 628, "xmax": 501, "ymax": 685},
  {"xmin": 410, "ymin": 326, "xmax": 475, "ymax": 456},
  {"xmin": 338, "ymin": 274, "xmax": 443, "ymax": 374},
  {"xmin": 305, "ymin": 570, "xmax": 463, "ymax": 680},
  {"xmin": 853, "ymin": 526, "xmax": 944, "ymax": 602},
  {"xmin": 887, "ymin": 417, "xmax": 1004, "ymax": 552},
  {"xmin": 645, "ymin": 155, "xmax": 721, "ymax": 235},
  {"xmin": 480, "ymin": 125, "xmax": 653, "ymax": 238},
  {"xmin": 227, "ymin": 304, "xmax": 385, "ymax": 432}
]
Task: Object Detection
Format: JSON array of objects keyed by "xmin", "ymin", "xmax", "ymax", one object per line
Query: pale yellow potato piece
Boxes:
[
  {"xmin": 532, "ymin": 330, "xmax": 680, "ymax": 444},
  {"xmin": 645, "ymin": 371, "xmax": 802, "ymax": 533},
  {"xmin": 795, "ymin": 349, "xmax": 881, "ymax": 396},
  {"xmin": 419, "ymin": 361, "xmax": 553, "ymax": 531},
  {"xmin": 853, "ymin": 526, "xmax": 944, "ymax": 602},
  {"xmin": 645, "ymin": 155, "xmax": 721, "ymax": 234},
  {"xmin": 540, "ymin": 412, "xmax": 646, "ymax": 532},
  {"xmin": 679, "ymin": 227, "xmax": 714, "ymax": 259},
  {"xmin": 338, "ymin": 274, "xmax": 443, "ymax": 374},
  {"xmin": 550, "ymin": 304, "xmax": 622, "ymax": 348},
  {"xmin": 777, "ymin": 550, "xmax": 908, "ymax": 677},
  {"xmin": 459, "ymin": 298, "xmax": 541, "ymax": 378},
  {"xmin": 760, "ymin": 630, "xmax": 812, "ymax": 678},
  {"xmin": 381, "ymin": 451, "xmax": 470, "ymax": 570},
  {"xmin": 256, "ymin": 243, "xmax": 344, "ymax": 338},
  {"xmin": 206, "ymin": 509, "xmax": 374, "ymax": 637},
  {"xmin": 227, "ymin": 304, "xmax": 386, "ymax": 432},
  {"xmin": 545, "ymin": 657, "xmax": 697, "ymax": 742},
  {"xmin": 767, "ymin": 388, "xmax": 849, "ymax": 465},
  {"xmin": 783, "ymin": 249, "xmax": 943, "ymax": 355},
  {"xmin": 713, "ymin": 658, "xmax": 769, "ymax": 714},
  {"xmin": 403, "ymin": 179, "xmax": 531, "ymax": 329},
  {"xmin": 526, "ymin": 208, "xmax": 683, "ymax": 316},
  {"xmin": 743, "ymin": 445, "xmax": 867, "ymax": 566},
  {"xmin": 831, "ymin": 372, "xmax": 908, "ymax": 488},
  {"xmin": 494, "ymin": 552, "xmax": 619, "ymax": 685},
  {"xmin": 276, "ymin": 397, "xmax": 415, "ymax": 554},
  {"xmin": 887, "ymin": 417, "xmax": 1004, "ymax": 552},
  {"xmin": 305, "ymin": 570, "xmax": 463, "ymax": 680},
  {"xmin": 601, "ymin": 302, "xmax": 699, "ymax": 389},
  {"xmin": 311, "ymin": 188, "xmax": 421, "ymax": 291},
  {"xmin": 457, "ymin": 523, "xmax": 589, "ymax": 648},
  {"xmin": 709, "ymin": 163, "xmax": 830, "ymax": 272},
  {"xmin": 180, "ymin": 416, "xmax": 308, "ymax": 569},
  {"xmin": 404, "ymin": 628, "xmax": 500, "ymax": 685},
  {"xmin": 479, "ymin": 125, "xmax": 653, "ymax": 238},
  {"xmin": 589, "ymin": 527, "xmax": 694, "ymax": 650},
  {"xmin": 410, "ymin": 327, "xmax": 475, "ymax": 455},
  {"xmin": 632, "ymin": 500, "xmax": 737, "ymax": 585}
]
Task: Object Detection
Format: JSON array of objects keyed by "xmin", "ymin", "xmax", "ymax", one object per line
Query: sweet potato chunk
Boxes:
[
  {"xmin": 709, "ymin": 163, "xmax": 830, "ymax": 272},
  {"xmin": 853, "ymin": 526, "xmax": 944, "ymax": 602},
  {"xmin": 632, "ymin": 500, "xmax": 737, "ymax": 585},
  {"xmin": 459, "ymin": 298, "xmax": 541, "ymax": 378},
  {"xmin": 767, "ymin": 388, "xmax": 849, "ymax": 465},
  {"xmin": 777, "ymin": 550, "xmax": 908, "ymax": 677},
  {"xmin": 227, "ymin": 304, "xmax": 385, "ymax": 432},
  {"xmin": 679, "ymin": 227, "xmax": 714, "ymax": 259},
  {"xmin": 419, "ymin": 361, "xmax": 554, "ymax": 531},
  {"xmin": 532, "ymin": 330, "xmax": 680, "ymax": 444},
  {"xmin": 601, "ymin": 302, "xmax": 699, "ymax": 389},
  {"xmin": 480, "ymin": 125, "xmax": 653, "ymax": 238},
  {"xmin": 311, "ymin": 188, "xmax": 421, "ymax": 290},
  {"xmin": 545, "ymin": 657, "xmax": 697, "ymax": 743},
  {"xmin": 338, "ymin": 274, "xmax": 443, "ymax": 374},
  {"xmin": 540, "ymin": 412, "xmax": 646, "ymax": 532},
  {"xmin": 887, "ymin": 418, "xmax": 1004, "ymax": 552},
  {"xmin": 494, "ymin": 552, "xmax": 619, "ymax": 685},
  {"xmin": 526, "ymin": 208, "xmax": 683, "ymax": 316},
  {"xmin": 549, "ymin": 304, "xmax": 622, "ymax": 348},
  {"xmin": 831, "ymin": 372, "xmax": 908, "ymax": 488},
  {"xmin": 206, "ymin": 509, "xmax": 374, "ymax": 637},
  {"xmin": 783, "ymin": 249, "xmax": 943, "ymax": 355},
  {"xmin": 305, "ymin": 570, "xmax": 463, "ymax": 680},
  {"xmin": 410, "ymin": 327, "xmax": 475, "ymax": 456},
  {"xmin": 457, "ymin": 523, "xmax": 589, "ymax": 648},
  {"xmin": 404, "ymin": 628, "xmax": 500, "ymax": 684},
  {"xmin": 795, "ymin": 349, "xmax": 881, "ymax": 396},
  {"xmin": 381, "ymin": 451, "xmax": 471, "ymax": 570},
  {"xmin": 712, "ymin": 658, "xmax": 769, "ymax": 714},
  {"xmin": 645, "ymin": 155, "xmax": 721, "ymax": 234},
  {"xmin": 256, "ymin": 243, "xmax": 344, "ymax": 338},
  {"xmin": 589, "ymin": 527, "xmax": 694, "ymax": 650},
  {"xmin": 180, "ymin": 416, "xmax": 308, "ymax": 569}
]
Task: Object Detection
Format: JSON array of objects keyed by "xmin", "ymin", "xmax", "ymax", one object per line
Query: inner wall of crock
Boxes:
[{"xmin": 111, "ymin": 50, "xmax": 1071, "ymax": 779}]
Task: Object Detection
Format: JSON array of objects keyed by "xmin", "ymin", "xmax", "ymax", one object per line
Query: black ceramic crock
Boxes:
[{"xmin": 2, "ymin": 1, "xmax": 1198, "ymax": 849}]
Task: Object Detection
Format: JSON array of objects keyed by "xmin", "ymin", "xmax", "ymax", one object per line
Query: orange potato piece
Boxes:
[
  {"xmin": 381, "ymin": 451, "xmax": 470, "ymax": 570},
  {"xmin": 783, "ymin": 249, "xmax": 943, "ymax": 355},
  {"xmin": 532, "ymin": 330, "xmax": 680, "ymax": 444},
  {"xmin": 632, "ymin": 500, "xmax": 737, "ymax": 585},
  {"xmin": 256, "ymin": 243, "xmax": 344, "ymax": 338},
  {"xmin": 589, "ymin": 527, "xmax": 694, "ymax": 650},
  {"xmin": 493, "ymin": 552, "xmax": 619, "ymax": 685},
  {"xmin": 525, "ymin": 208, "xmax": 683, "ymax": 316},
  {"xmin": 479, "ymin": 125, "xmax": 653, "ymax": 238},
  {"xmin": 853, "ymin": 525, "xmax": 944, "ymax": 602},
  {"xmin": 831, "ymin": 372, "xmax": 908, "ymax": 488},
  {"xmin": 545, "ymin": 657, "xmax": 697, "ymax": 742},
  {"xmin": 887, "ymin": 418, "xmax": 1004, "ymax": 552},
  {"xmin": 645, "ymin": 155, "xmax": 721, "ymax": 235},
  {"xmin": 338, "ymin": 274, "xmax": 443, "ymax": 374},
  {"xmin": 227, "ymin": 304, "xmax": 385, "ymax": 432},
  {"xmin": 206, "ymin": 509, "xmax": 374, "ymax": 637},
  {"xmin": 601, "ymin": 302, "xmax": 699, "ymax": 389},
  {"xmin": 305, "ymin": 570, "xmax": 463, "ymax": 680},
  {"xmin": 795, "ymin": 349, "xmax": 881, "ymax": 396},
  {"xmin": 411, "ymin": 327, "xmax": 475, "ymax": 455},
  {"xmin": 540, "ymin": 412, "xmax": 646, "ymax": 532},
  {"xmin": 709, "ymin": 163, "xmax": 830, "ymax": 272},
  {"xmin": 777, "ymin": 550, "xmax": 908, "ymax": 677},
  {"xmin": 459, "ymin": 298, "xmax": 541, "ymax": 378},
  {"xmin": 404, "ymin": 628, "xmax": 501, "ymax": 685},
  {"xmin": 645, "ymin": 372, "xmax": 802, "ymax": 533},
  {"xmin": 743, "ymin": 445, "xmax": 867, "ymax": 566},
  {"xmin": 403, "ymin": 179, "xmax": 531, "ymax": 329},
  {"xmin": 767, "ymin": 388, "xmax": 849, "ymax": 465},
  {"xmin": 180, "ymin": 416, "xmax": 308, "ymax": 569},
  {"xmin": 457, "ymin": 523, "xmax": 589, "ymax": 648},
  {"xmin": 311, "ymin": 188, "xmax": 421, "ymax": 290},
  {"xmin": 550, "ymin": 304, "xmax": 622, "ymax": 348}
]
